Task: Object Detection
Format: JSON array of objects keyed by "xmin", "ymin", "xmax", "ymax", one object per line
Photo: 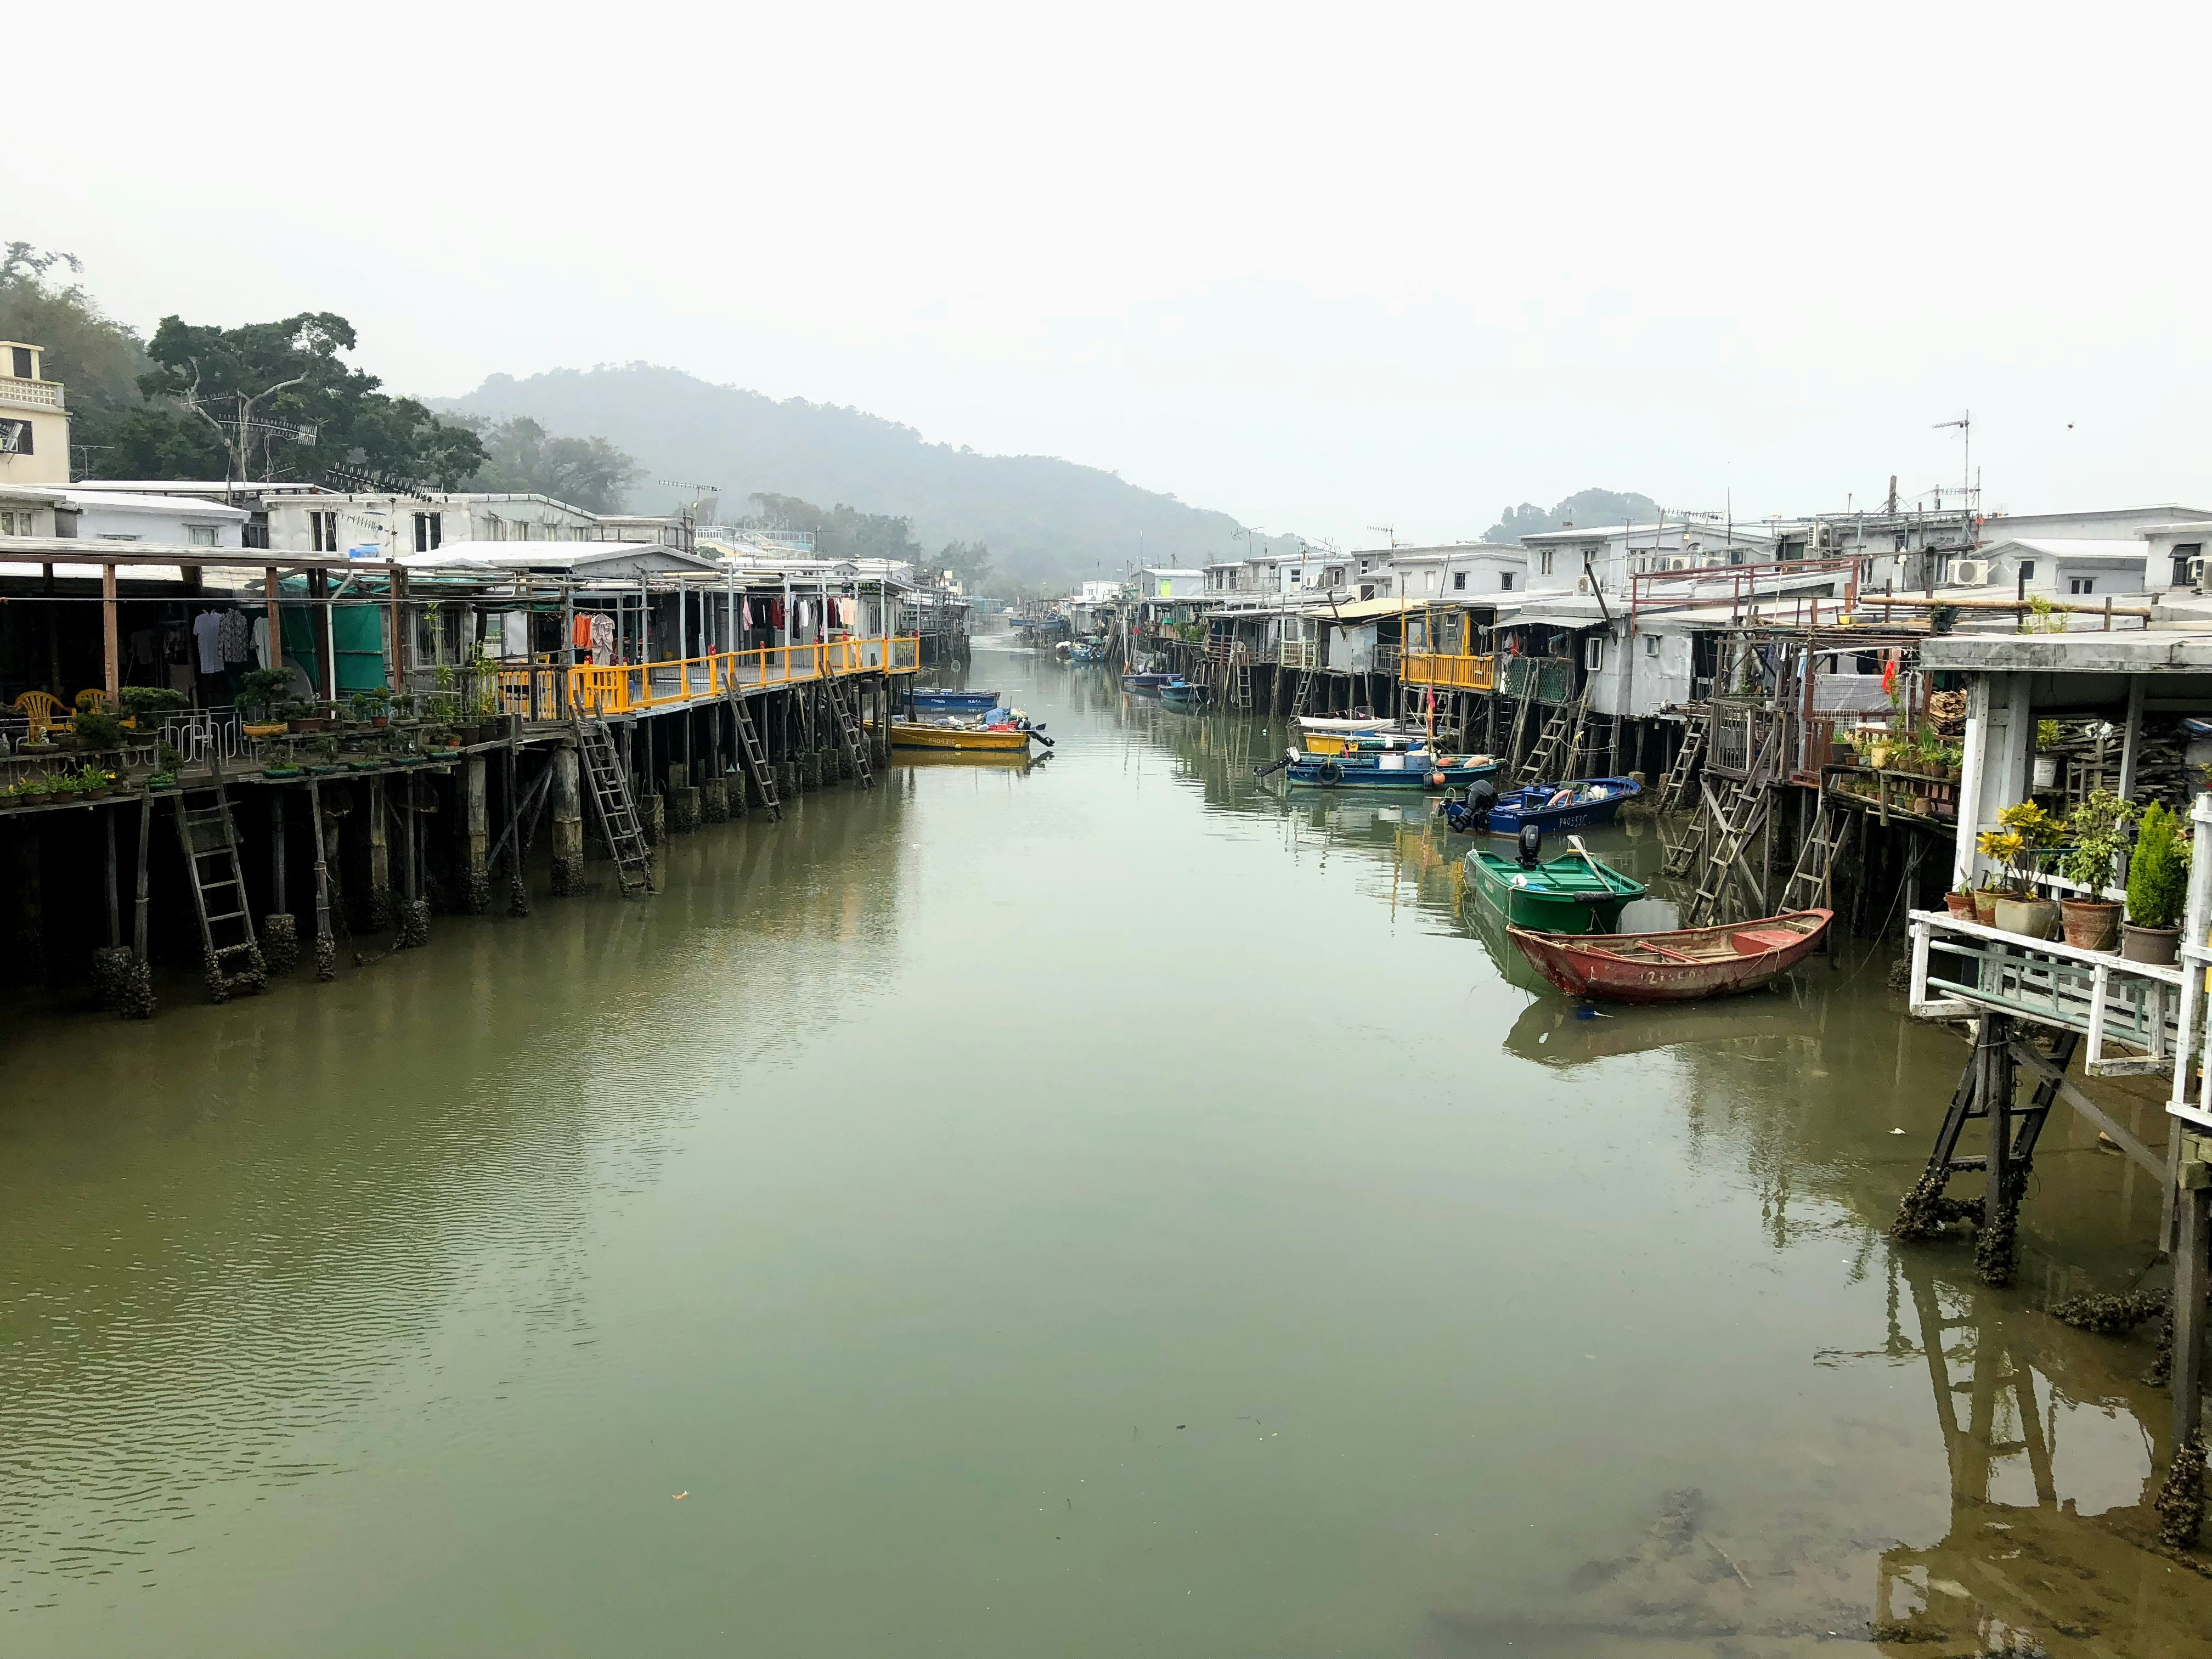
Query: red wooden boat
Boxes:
[{"xmin": 1504, "ymin": 909, "xmax": 1833, "ymax": 1003}]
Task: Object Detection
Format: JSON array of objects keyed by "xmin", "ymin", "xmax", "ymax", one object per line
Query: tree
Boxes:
[
  {"xmin": 1482, "ymin": 488, "xmax": 1663, "ymax": 543},
  {"xmin": 935, "ymin": 538, "xmax": 993, "ymax": 591},
  {"xmin": 458, "ymin": 415, "xmax": 640, "ymax": 511},
  {"xmin": 744, "ymin": 492, "xmax": 926, "ymax": 565},
  {"xmin": 133, "ymin": 311, "xmax": 486, "ymax": 488},
  {"xmin": 0, "ymin": 243, "xmax": 151, "ymax": 475}
]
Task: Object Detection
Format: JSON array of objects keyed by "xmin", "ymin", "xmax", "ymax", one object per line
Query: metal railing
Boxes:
[
  {"xmin": 1401, "ymin": 652, "xmax": 1497, "ymax": 691},
  {"xmin": 1498, "ymin": 656, "xmax": 1573, "ymax": 702},
  {"xmin": 502, "ymin": 636, "xmax": 922, "ymax": 720}
]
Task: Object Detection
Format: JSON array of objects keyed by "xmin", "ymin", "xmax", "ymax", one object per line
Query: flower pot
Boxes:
[
  {"xmin": 81, "ymin": 786, "xmax": 110, "ymax": 802},
  {"xmin": 1994, "ymin": 895, "xmax": 2061, "ymax": 940},
  {"xmin": 287, "ymin": 717, "xmax": 326, "ymax": 735},
  {"xmin": 2122, "ymin": 922, "xmax": 2181, "ymax": 966},
  {"xmin": 371, "ymin": 716, "xmax": 390, "ymax": 729},
  {"xmin": 2033, "ymin": 755, "xmax": 2058, "ymax": 789},
  {"xmin": 1828, "ymin": 741, "xmax": 1853, "ymax": 766},
  {"xmin": 1972, "ymin": 889, "xmax": 2002, "ymax": 926},
  {"xmin": 2061, "ymin": 898, "xmax": 2123, "ymax": 951},
  {"xmin": 15, "ymin": 790, "xmax": 52, "ymax": 807},
  {"xmin": 1870, "ymin": 747, "xmax": 1891, "ymax": 770},
  {"xmin": 1944, "ymin": 892, "xmax": 1978, "ymax": 919}
]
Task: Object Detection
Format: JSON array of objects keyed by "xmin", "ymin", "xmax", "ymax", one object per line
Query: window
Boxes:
[
  {"xmin": 414, "ymin": 511, "xmax": 443, "ymax": 552},
  {"xmin": 1585, "ymin": 636, "xmax": 1605, "ymax": 672},
  {"xmin": 2175, "ymin": 544, "xmax": 2203, "ymax": 587},
  {"xmin": 1425, "ymin": 571, "xmax": 1438, "ymax": 593},
  {"xmin": 310, "ymin": 510, "xmax": 338, "ymax": 552},
  {"xmin": 1324, "ymin": 567, "xmax": 1343, "ymax": 586},
  {"xmin": 9, "ymin": 346, "xmax": 31, "ymax": 379},
  {"xmin": 188, "ymin": 525, "xmax": 217, "ymax": 546},
  {"xmin": 0, "ymin": 510, "xmax": 18, "ymax": 535},
  {"xmin": 0, "ymin": 417, "xmax": 32, "ymax": 455},
  {"xmin": 2070, "ymin": 577, "xmax": 2096, "ymax": 595},
  {"xmin": 1452, "ymin": 571, "xmax": 1467, "ymax": 591},
  {"xmin": 1644, "ymin": 633, "xmax": 1660, "ymax": 657},
  {"xmin": 2018, "ymin": 561, "xmax": 2035, "ymax": 583},
  {"xmin": 1499, "ymin": 571, "xmax": 1514, "ymax": 591},
  {"xmin": 1538, "ymin": 550, "xmax": 1554, "ymax": 576}
]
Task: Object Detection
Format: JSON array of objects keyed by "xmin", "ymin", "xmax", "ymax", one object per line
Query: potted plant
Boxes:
[
  {"xmin": 351, "ymin": 687, "xmax": 393, "ymax": 728},
  {"xmin": 2033, "ymin": 719, "xmax": 2062, "ymax": 789},
  {"xmin": 71, "ymin": 704, "xmax": 125, "ymax": 754},
  {"xmin": 2124, "ymin": 800, "xmax": 2190, "ymax": 964},
  {"xmin": 1945, "ymin": 879, "xmax": 1978, "ymax": 920},
  {"xmin": 2058, "ymin": 790, "xmax": 2134, "ymax": 950},
  {"xmin": 118, "ymin": 685, "xmax": 188, "ymax": 725},
  {"xmin": 282, "ymin": 699, "xmax": 327, "ymax": 735},
  {"xmin": 1979, "ymin": 800, "xmax": 2062, "ymax": 939},
  {"xmin": 237, "ymin": 667, "xmax": 294, "ymax": 724}
]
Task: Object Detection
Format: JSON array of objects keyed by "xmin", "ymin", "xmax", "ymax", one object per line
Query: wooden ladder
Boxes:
[
  {"xmin": 1290, "ymin": 666, "xmax": 1315, "ymax": 717},
  {"xmin": 1234, "ymin": 654, "xmax": 1252, "ymax": 710},
  {"xmin": 824, "ymin": 675, "xmax": 875, "ymax": 789},
  {"xmin": 728, "ymin": 691, "xmax": 783, "ymax": 821},
  {"xmin": 1781, "ymin": 797, "xmax": 1853, "ymax": 913},
  {"xmin": 1677, "ymin": 776, "xmax": 1770, "ymax": 926},
  {"xmin": 574, "ymin": 718, "xmax": 653, "ymax": 896},
  {"xmin": 1517, "ymin": 686, "xmax": 1587, "ymax": 784},
  {"xmin": 172, "ymin": 784, "xmax": 267, "ymax": 1001},
  {"xmin": 1655, "ymin": 707, "xmax": 1708, "ymax": 814}
]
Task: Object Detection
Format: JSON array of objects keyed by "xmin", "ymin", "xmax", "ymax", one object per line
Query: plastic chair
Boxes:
[{"xmin": 13, "ymin": 690, "xmax": 65, "ymax": 740}]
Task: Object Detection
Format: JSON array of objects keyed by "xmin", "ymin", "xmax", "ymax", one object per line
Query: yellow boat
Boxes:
[{"xmin": 890, "ymin": 721, "xmax": 1032, "ymax": 753}]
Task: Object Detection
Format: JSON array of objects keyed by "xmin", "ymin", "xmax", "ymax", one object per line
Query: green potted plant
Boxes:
[
  {"xmin": 2033, "ymin": 718, "xmax": 2062, "ymax": 790},
  {"xmin": 2124, "ymin": 800, "xmax": 2191, "ymax": 963},
  {"xmin": 2058, "ymin": 790, "xmax": 2134, "ymax": 950},
  {"xmin": 70, "ymin": 704, "xmax": 125, "ymax": 754},
  {"xmin": 281, "ymin": 698, "xmax": 326, "ymax": 735},
  {"xmin": 238, "ymin": 667, "xmax": 294, "ymax": 732},
  {"xmin": 351, "ymin": 687, "xmax": 393, "ymax": 728},
  {"xmin": 118, "ymin": 685, "xmax": 188, "ymax": 724},
  {"xmin": 1978, "ymin": 800, "xmax": 2062, "ymax": 938},
  {"xmin": 1945, "ymin": 878, "xmax": 1977, "ymax": 920}
]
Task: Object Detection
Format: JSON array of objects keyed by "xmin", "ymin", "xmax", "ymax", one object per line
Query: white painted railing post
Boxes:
[{"xmin": 2178, "ymin": 794, "xmax": 2212, "ymax": 1116}]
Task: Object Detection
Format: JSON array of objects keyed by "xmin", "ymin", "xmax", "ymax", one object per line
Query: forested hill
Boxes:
[{"xmin": 438, "ymin": 364, "xmax": 1290, "ymax": 589}]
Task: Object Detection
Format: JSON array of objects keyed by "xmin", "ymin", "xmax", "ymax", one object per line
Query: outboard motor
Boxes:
[{"xmin": 1517, "ymin": 821, "xmax": 1544, "ymax": 869}]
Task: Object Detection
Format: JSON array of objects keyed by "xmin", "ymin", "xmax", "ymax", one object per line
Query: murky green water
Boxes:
[{"xmin": 5, "ymin": 650, "xmax": 2210, "ymax": 1656}]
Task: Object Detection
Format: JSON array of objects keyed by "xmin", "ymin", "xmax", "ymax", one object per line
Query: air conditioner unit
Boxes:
[
  {"xmin": 2191, "ymin": 556, "xmax": 2205, "ymax": 590},
  {"xmin": 1667, "ymin": 555, "xmax": 1693, "ymax": 572},
  {"xmin": 1576, "ymin": 575, "xmax": 1592, "ymax": 595},
  {"xmin": 1951, "ymin": 558, "xmax": 1990, "ymax": 586}
]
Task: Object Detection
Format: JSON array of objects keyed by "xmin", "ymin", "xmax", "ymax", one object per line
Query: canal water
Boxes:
[{"xmin": 4, "ymin": 648, "xmax": 2210, "ymax": 1656}]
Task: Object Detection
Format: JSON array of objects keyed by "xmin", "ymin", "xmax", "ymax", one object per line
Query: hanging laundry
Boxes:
[
  {"xmin": 218, "ymin": 608, "xmax": 252, "ymax": 663},
  {"xmin": 771, "ymin": 599, "xmax": 786, "ymax": 630},
  {"xmin": 191, "ymin": 610, "xmax": 225, "ymax": 674},
  {"xmin": 589, "ymin": 612, "xmax": 616, "ymax": 667},
  {"xmin": 251, "ymin": 615, "xmax": 275, "ymax": 670},
  {"xmin": 573, "ymin": 613, "xmax": 594, "ymax": 650},
  {"xmin": 502, "ymin": 611, "xmax": 529, "ymax": 657}
]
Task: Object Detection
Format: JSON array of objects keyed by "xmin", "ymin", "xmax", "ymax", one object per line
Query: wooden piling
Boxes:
[
  {"xmin": 550, "ymin": 743, "xmax": 584, "ymax": 896},
  {"xmin": 460, "ymin": 755, "xmax": 491, "ymax": 914}
]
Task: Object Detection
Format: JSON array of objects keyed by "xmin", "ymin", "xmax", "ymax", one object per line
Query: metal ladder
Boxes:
[
  {"xmin": 823, "ymin": 675, "xmax": 875, "ymax": 789},
  {"xmin": 1290, "ymin": 666, "xmax": 1315, "ymax": 717},
  {"xmin": 1781, "ymin": 798, "xmax": 1853, "ymax": 913},
  {"xmin": 574, "ymin": 719, "xmax": 653, "ymax": 895},
  {"xmin": 727, "ymin": 691, "xmax": 783, "ymax": 821},
  {"xmin": 172, "ymin": 784, "xmax": 267, "ymax": 1001},
  {"xmin": 1655, "ymin": 707, "xmax": 1708, "ymax": 814}
]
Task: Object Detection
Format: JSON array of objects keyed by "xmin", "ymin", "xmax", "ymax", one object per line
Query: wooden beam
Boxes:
[
  {"xmin": 2006, "ymin": 1041, "xmax": 2166, "ymax": 1177},
  {"xmin": 264, "ymin": 567, "xmax": 283, "ymax": 693},
  {"xmin": 101, "ymin": 561, "xmax": 120, "ymax": 702}
]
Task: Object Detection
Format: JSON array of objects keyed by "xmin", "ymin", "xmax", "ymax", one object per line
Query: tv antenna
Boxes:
[
  {"xmin": 1367, "ymin": 523, "xmax": 1400, "ymax": 550},
  {"xmin": 1932, "ymin": 411, "xmax": 1972, "ymax": 513}
]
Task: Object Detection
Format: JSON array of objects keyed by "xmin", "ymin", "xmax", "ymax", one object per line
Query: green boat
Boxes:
[{"xmin": 1465, "ymin": 848, "xmax": 1646, "ymax": 935}]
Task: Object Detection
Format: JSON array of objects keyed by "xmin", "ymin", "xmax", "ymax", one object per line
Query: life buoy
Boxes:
[{"xmin": 1317, "ymin": 758, "xmax": 1345, "ymax": 785}]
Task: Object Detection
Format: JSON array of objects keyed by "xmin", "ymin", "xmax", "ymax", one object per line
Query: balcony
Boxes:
[
  {"xmin": 0, "ymin": 375, "xmax": 63, "ymax": 411},
  {"xmin": 1401, "ymin": 651, "xmax": 1496, "ymax": 692}
]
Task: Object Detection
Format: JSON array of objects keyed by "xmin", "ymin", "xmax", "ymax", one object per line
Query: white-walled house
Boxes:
[
  {"xmin": 1137, "ymin": 567, "xmax": 1208, "ymax": 600},
  {"xmin": 263, "ymin": 492, "xmax": 600, "ymax": 559},
  {"xmin": 1385, "ymin": 543, "xmax": 1528, "ymax": 601},
  {"xmin": 1945, "ymin": 538, "xmax": 2149, "ymax": 600},
  {"xmin": 0, "ymin": 484, "xmax": 246, "ymax": 546},
  {"xmin": 1517, "ymin": 520, "xmax": 1780, "ymax": 595}
]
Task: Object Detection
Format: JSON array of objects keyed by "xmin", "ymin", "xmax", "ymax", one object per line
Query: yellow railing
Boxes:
[
  {"xmin": 1402, "ymin": 651, "xmax": 1496, "ymax": 691},
  {"xmin": 494, "ymin": 635, "xmax": 919, "ymax": 720}
]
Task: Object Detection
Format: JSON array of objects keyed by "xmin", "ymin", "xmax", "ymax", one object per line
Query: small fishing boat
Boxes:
[
  {"xmin": 1122, "ymin": 672, "xmax": 1171, "ymax": 696},
  {"xmin": 1159, "ymin": 678, "xmax": 1206, "ymax": 710},
  {"xmin": 891, "ymin": 721, "xmax": 1041, "ymax": 753},
  {"xmin": 1480, "ymin": 776, "xmax": 1643, "ymax": 837},
  {"xmin": 1286, "ymin": 749, "xmax": 1499, "ymax": 791},
  {"xmin": 1294, "ymin": 716, "xmax": 1434, "ymax": 757},
  {"xmin": 1465, "ymin": 847, "xmax": 1645, "ymax": 934},
  {"xmin": 1505, "ymin": 909, "xmax": 1832, "ymax": 1002},
  {"xmin": 910, "ymin": 689, "xmax": 1001, "ymax": 714},
  {"xmin": 1068, "ymin": 640, "xmax": 1109, "ymax": 664}
]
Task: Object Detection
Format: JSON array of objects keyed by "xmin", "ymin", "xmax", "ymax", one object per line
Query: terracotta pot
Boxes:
[
  {"xmin": 1944, "ymin": 892, "xmax": 1977, "ymax": 919},
  {"xmin": 2061, "ymin": 898, "xmax": 2123, "ymax": 952},
  {"xmin": 1972, "ymin": 889, "xmax": 2002, "ymax": 926},
  {"xmin": 1994, "ymin": 895, "xmax": 2062, "ymax": 940},
  {"xmin": 2122, "ymin": 922, "xmax": 2181, "ymax": 966}
]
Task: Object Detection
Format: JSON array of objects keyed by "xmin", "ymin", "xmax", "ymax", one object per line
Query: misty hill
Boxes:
[
  {"xmin": 1483, "ymin": 489, "xmax": 1662, "ymax": 543},
  {"xmin": 439, "ymin": 364, "xmax": 1290, "ymax": 589}
]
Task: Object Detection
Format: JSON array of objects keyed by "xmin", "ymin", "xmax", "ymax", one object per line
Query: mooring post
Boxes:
[
  {"xmin": 460, "ymin": 754, "xmax": 490, "ymax": 914},
  {"xmin": 306, "ymin": 780, "xmax": 337, "ymax": 980},
  {"xmin": 2176, "ymin": 1153, "xmax": 2211, "ymax": 1449},
  {"xmin": 550, "ymin": 742, "xmax": 584, "ymax": 896},
  {"xmin": 365, "ymin": 775, "xmax": 393, "ymax": 931},
  {"xmin": 261, "ymin": 788, "xmax": 298, "ymax": 974}
]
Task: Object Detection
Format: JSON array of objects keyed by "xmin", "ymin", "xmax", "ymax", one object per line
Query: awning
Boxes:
[{"xmin": 1324, "ymin": 596, "xmax": 1420, "ymax": 622}]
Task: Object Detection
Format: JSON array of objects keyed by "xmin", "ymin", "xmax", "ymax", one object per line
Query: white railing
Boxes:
[{"xmin": 0, "ymin": 375, "xmax": 63, "ymax": 410}]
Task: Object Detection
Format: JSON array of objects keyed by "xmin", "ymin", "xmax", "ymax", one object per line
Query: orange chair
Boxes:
[{"xmin": 13, "ymin": 690, "xmax": 65, "ymax": 741}]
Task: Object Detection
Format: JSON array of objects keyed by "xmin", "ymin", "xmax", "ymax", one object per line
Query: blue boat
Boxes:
[
  {"xmin": 1159, "ymin": 678, "xmax": 1205, "ymax": 710},
  {"xmin": 1286, "ymin": 749, "xmax": 1500, "ymax": 791},
  {"xmin": 910, "ymin": 689, "xmax": 1001, "ymax": 714},
  {"xmin": 1477, "ymin": 777, "xmax": 1642, "ymax": 836},
  {"xmin": 1122, "ymin": 672, "xmax": 1171, "ymax": 696}
]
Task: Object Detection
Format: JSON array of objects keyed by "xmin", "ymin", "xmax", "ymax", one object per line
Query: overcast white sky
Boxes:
[{"xmin": 13, "ymin": 1, "xmax": 2209, "ymax": 545}]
